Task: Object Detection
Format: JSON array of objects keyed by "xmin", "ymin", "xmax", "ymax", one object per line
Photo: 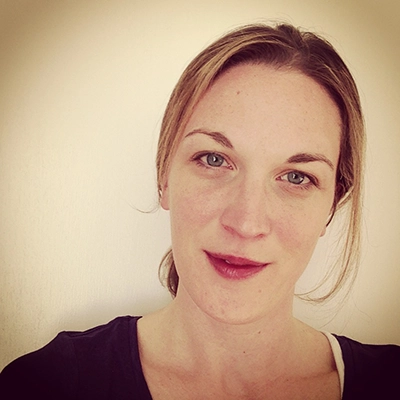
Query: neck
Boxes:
[
  {"xmin": 138, "ymin": 289, "xmax": 335, "ymax": 398},
  {"xmin": 149, "ymin": 289, "xmax": 307, "ymax": 381}
]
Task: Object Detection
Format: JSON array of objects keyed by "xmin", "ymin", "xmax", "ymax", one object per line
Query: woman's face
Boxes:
[{"xmin": 161, "ymin": 64, "xmax": 341, "ymax": 324}]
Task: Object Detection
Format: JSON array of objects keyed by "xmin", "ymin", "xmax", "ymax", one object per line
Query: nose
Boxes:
[{"xmin": 220, "ymin": 176, "xmax": 272, "ymax": 240}]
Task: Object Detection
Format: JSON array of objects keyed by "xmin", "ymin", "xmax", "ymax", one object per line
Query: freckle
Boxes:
[
  {"xmin": 236, "ymin": 90, "xmax": 241, "ymax": 95},
  {"xmin": 258, "ymin": 331, "xmax": 261, "ymax": 335},
  {"xmin": 243, "ymin": 351, "xmax": 246, "ymax": 354}
]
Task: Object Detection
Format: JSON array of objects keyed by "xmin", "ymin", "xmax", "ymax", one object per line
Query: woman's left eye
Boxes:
[
  {"xmin": 205, "ymin": 153, "xmax": 225, "ymax": 167},
  {"xmin": 281, "ymin": 171, "xmax": 311, "ymax": 185}
]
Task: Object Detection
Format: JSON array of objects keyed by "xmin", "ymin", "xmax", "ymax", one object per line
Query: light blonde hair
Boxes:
[{"xmin": 156, "ymin": 23, "xmax": 365, "ymax": 302}]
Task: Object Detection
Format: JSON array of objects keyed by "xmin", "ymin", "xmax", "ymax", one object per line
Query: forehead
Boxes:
[{"xmin": 182, "ymin": 64, "xmax": 341, "ymax": 156}]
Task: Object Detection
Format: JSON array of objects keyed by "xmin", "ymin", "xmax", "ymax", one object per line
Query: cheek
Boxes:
[
  {"xmin": 168, "ymin": 180, "xmax": 226, "ymax": 236},
  {"xmin": 273, "ymin": 204, "xmax": 330, "ymax": 263}
]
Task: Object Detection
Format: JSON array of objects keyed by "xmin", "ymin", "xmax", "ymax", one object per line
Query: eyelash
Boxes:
[
  {"xmin": 191, "ymin": 152, "xmax": 318, "ymax": 189},
  {"xmin": 191, "ymin": 151, "xmax": 232, "ymax": 170},
  {"xmin": 279, "ymin": 171, "xmax": 318, "ymax": 190}
]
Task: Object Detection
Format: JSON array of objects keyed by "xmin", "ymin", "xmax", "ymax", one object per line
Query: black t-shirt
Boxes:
[
  {"xmin": 335, "ymin": 333, "xmax": 400, "ymax": 399},
  {"xmin": 1, "ymin": 316, "xmax": 399, "ymax": 399}
]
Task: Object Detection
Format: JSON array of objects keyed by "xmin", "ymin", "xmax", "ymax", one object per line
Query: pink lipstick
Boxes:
[{"xmin": 205, "ymin": 251, "xmax": 268, "ymax": 280}]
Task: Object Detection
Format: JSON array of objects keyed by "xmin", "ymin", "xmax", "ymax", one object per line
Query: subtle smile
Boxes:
[{"xmin": 205, "ymin": 251, "xmax": 269, "ymax": 280}]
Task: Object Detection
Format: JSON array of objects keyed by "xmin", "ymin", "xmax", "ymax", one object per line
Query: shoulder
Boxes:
[
  {"xmin": 335, "ymin": 334, "xmax": 400, "ymax": 370},
  {"xmin": 334, "ymin": 334, "xmax": 400, "ymax": 400},
  {"xmin": 0, "ymin": 316, "xmax": 144, "ymax": 399},
  {"xmin": 60, "ymin": 315, "xmax": 140, "ymax": 358}
]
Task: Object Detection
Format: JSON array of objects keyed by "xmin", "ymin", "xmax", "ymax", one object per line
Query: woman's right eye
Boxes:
[{"xmin": 193, "ymin": 152, "xmax": 230, "ymax": 169}]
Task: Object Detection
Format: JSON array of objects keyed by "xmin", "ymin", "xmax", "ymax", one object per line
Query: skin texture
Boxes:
[
  {"xmin": 161, "ymin": 64, "xmax": 341, "ymax": 325},
  {"xmin": 139, "ymin": 64, "xmax": 342, "ymax": 399}
]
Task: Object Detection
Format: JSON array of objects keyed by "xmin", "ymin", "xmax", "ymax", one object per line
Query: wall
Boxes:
[{"xmin": 1, "ymin": 0, "xmax": 399, "ymax": 369}]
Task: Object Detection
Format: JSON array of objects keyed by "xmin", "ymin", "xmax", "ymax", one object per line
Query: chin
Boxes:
[
  {"xmin": 206, "ymin": 310, "xmax": 267, "ymax": 326},
  {"xmin": 189, "ymin": 287, "xmax": 290, "ymax": 327}
]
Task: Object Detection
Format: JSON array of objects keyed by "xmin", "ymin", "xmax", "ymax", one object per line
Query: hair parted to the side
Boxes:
[{"xmin": 156, "ymin": 22, "xmax": 365, "ymax": 302}]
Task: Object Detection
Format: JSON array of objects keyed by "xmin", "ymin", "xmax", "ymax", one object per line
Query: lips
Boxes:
[{"xmin": 205, "ymin": 251, "xmax": 268, "ymax": 280}]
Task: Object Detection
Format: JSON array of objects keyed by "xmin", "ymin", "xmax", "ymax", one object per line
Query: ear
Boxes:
[{"xmin": 160, "ymin": 181, "xmax": 170, "ymax": 211}]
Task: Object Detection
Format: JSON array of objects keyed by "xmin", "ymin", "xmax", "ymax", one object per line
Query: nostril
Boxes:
[
  {"xmin": 220, "ymin": 207, "xmax": 270, "ymax": 239},
  {"xmin": 219, "ymin": 179, "xmax": 271, "ymax": 239}
]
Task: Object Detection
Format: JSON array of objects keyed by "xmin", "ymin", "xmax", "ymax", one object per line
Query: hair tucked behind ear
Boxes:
[{"xmin": 157, "ymin": 22, "xmax": 365, "ymax": 302}]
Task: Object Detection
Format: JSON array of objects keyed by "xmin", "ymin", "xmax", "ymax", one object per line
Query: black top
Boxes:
[
  {"xmin": 336, "ymin": 333, "xmax": 400, "ymax": 399},
  {"xmin": 1, "ymin": 316, "xmax": 399, "ymax": 399}
]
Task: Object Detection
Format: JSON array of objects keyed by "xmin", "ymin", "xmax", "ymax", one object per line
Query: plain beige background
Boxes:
[{"xmin": 1, "ymin": 0, "xmax": 399, "ymax": 369}]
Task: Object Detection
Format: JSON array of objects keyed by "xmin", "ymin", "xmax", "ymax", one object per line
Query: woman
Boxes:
[{"xmin": 1, "ymin": 23, "xmax": 399, "ymax": 399}]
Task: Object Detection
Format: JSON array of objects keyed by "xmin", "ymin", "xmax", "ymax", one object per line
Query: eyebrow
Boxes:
[
  {"xmin": 286, "ymin": 153, "xmax": 334, "ymax": 170},
  {"xmin": 184, "ymin": 129, "xmax": 234, "ymax": 149},
  {"xmin": 185, "ymin": 129, "xmax": 334, "ymax": 170}
]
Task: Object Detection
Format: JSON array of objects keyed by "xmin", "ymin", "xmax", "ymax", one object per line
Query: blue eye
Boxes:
[
  {"xmin": 206, "ymin": 153, "xmax": 225, "ymax": 167},
  {"xmin": 279, "ymin": 170, "xmax": 318, "ymax": 190},
  {"xmin": 192, "ymin": 151, "xmax": 232, "ymax": 171},
  {"xmin": 287, "ymin": 171, "xmax": 306, "ymax": 185}
]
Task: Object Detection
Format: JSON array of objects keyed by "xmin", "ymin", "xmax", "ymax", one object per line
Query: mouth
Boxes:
[{"xmin": 205, "ymin": 251, "xmax": 268, "ymax": 280}]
